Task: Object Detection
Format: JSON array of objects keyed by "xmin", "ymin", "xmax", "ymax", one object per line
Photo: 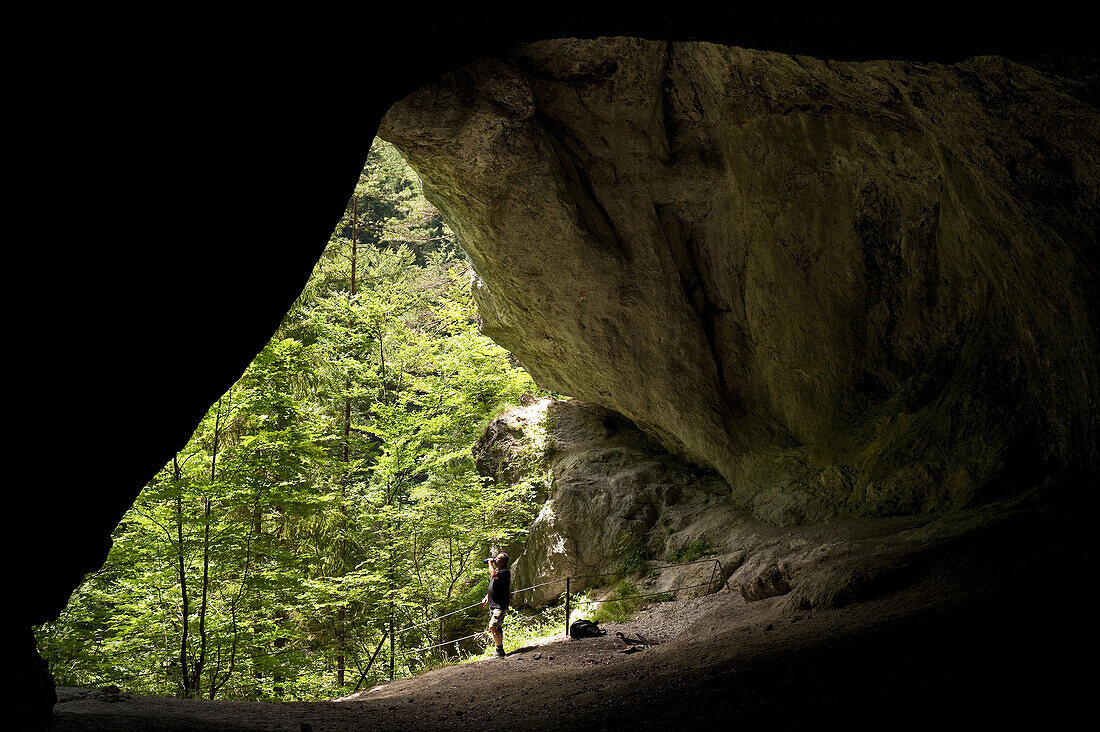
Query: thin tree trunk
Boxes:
[
  {"xmin": 194, "ymin": 495, "xmax": 211, "ymax": 697},
  {"xmin": 344, "ymin": 195, "xmax": 357, "ymax": 466},
  {"xmin": 210, "ymin": 497, "xmax": 258, "ymax": 698},
  {"xmin": 378, "ymin": 334, "xmax": 386, "ymax": 402},
  {"xmin": 337, "ymin": 606, "xmax": 346, "ymax": 687},
  {"xmin": 336, "ymin": 193, "xmax": 358, "ymax": 688},
  {"xmin": 194, "ymin": 395, "xmax": 225, "ymax": 697},
  {"xmin": 173, "ymin": 456, "xmax": 192, "ymax": 698},
  {"xmin": 390, "ymin": 516, "xmax": 403, "ymax": 679},
  {"xmin": 350, "ymin": 195, "xmax": 357, "ymax": 300}
]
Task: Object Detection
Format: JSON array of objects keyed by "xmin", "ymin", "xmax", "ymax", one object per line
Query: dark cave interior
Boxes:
[{"xmin": 18, "ymin": 5, "xmax": 1097, "ymax": 728}]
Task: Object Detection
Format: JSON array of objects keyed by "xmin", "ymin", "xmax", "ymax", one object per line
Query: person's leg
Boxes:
[{"xmin": 489, "ymin": 609, "xmax": 505, "ymax": 656}]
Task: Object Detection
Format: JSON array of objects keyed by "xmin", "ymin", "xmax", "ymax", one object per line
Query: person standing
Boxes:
[{"xmin": 482, "ymin": 552, "xmax": 510, "ymax": 658}]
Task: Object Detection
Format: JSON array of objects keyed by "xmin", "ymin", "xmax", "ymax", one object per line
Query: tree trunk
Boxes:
[
  {"xmin": 194, "ymin": 395, "xmax": 225, "ymax": 697},
  {"xmin": 173, "ymin": 456, "xmax": 192, "ymax": 698},
  {"xmin": 335, "ymin": 193, "xmax": 358, "ymax": 688},
  {"xmin": 194, "ymin": 496, "xmax": 211, "ymax": 698},
  {"xmin": 337, "ymin": 605, "xmax": 346, "ymax": 687}
]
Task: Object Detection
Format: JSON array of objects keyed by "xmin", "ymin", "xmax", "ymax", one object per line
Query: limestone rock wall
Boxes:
[
  {"xmin": 475, "ymin": 398, "xmax": 734, "ymax": 604},
  {"xmin": 381, "ymin": 39, "xmax": 1099, "ymax": 523},
  {"xmin": 477, "ymin": 398, "xmax": 1071, "ymax": 615}
]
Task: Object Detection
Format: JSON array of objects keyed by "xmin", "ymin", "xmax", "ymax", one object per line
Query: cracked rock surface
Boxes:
[{"xmin": 381, "ymin": 38, "xmax": 1099, "ymax": 523}]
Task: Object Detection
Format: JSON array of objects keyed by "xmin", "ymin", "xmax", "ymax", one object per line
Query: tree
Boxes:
[{"xmin": 36, "ymin": 139, "xmax": 545, "ymax": 700}]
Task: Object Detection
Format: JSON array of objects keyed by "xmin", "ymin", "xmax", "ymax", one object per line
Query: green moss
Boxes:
[
  {"xmin": 539, "ymin": 407, "xmax": 558, "ymax": 461},
  {"xmin": 614, "ymin": 532, "xmax": 647, "ymax": 575},
  {"xmin": 668, "ymin": 537, "xmax": 715, "ymax": 563},
  {"xmin": 591, "ymin": 581, "xmax": 642, "ymax": 623}
]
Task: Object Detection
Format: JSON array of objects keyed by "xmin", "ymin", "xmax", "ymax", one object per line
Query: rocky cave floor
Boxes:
[{"xmin": 50, "ymin": 501, "xmax": 1092, "ymax": 731}]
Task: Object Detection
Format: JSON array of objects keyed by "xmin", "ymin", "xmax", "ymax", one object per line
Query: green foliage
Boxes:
[
  {"xmin": 36, "ymin": 139, "xmax": 546, "ymax": 701},
  {"xmin": 591, "ymin": 582, "xmax": 646, "ymax": 624},
  {"xmin": 538, "ymin": 407, "xmax": 559, "ymax": 462},
  {"xmin": 613, "ymin": 532, "xmax": 647, "ymax": 576},
  {"xmin": 668, "ymin": 537, "xmax": 716, "ymax": 564},
  {"xmin": 396, "ymin": 601, "xmax": 569, "ymax": 678},
  {"xmin": 495, "ymin": 604, "xmax": 567, "ymax": 655}
]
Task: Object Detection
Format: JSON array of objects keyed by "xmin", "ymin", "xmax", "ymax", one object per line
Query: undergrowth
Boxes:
[
  {"xmin": 615, "ymin": 533, "xmax": 648, "ymax": 576},
  {"xmin": 590, "ymin": 581, "xmax": 641, "ymax": 623},
  {"xmin": 589, "ymin": 581, "xmax": 675, "ymax": 624},
  {"xmin": 409, "ymin": 601, "xmax": 570, "ymax": 675},
  {"xmin": 405, "ymin": 577, "xmax": 688, "ymax": 678},
  {"xmin": 668, "ymin": 537, "xmax": 716, "ymax": 563}
]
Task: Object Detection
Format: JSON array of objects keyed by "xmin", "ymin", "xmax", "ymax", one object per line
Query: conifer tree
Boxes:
[{"xmin": 36, "ymin": 140, "xmax": 544, "ymax": 700}]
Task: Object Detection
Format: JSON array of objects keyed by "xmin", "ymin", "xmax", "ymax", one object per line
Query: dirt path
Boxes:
[
  {"xmin": 50, "ymin": 506, "xmax": 1092, "ymax": 731},
  {"xmin": 49, "ymin": 592, "xmax": 758, "ymax": 732}
]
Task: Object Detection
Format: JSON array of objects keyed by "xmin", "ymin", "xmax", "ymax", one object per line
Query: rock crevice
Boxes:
[{"xmin": 382, "ymin": 38, "xmax": 1099, "ymax": 524}]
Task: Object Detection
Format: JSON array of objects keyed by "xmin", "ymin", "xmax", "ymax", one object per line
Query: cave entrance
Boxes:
[{"xmin": 35, "ymin": 138, "xmax": 546, "ymax": 701}]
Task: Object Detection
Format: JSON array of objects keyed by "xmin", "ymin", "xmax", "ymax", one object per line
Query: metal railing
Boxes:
[
  {"xmin": 358, "ymin": 555, "xmax": 736, "ymax": 688},
  {"xmin": 562, "ymin": 557, "xmax": 734, "ymax": 638}
]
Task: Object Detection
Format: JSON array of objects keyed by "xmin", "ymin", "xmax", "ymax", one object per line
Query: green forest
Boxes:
[{"xmin": 35, "ymin": 140, "xmax": 549, "ymax": 701}]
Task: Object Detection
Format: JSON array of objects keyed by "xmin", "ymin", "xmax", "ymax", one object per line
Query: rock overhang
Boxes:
[
  {"xmin": 380, "ymin": 37, "xmax": 1099, "ymax": 523},
  {"xmin": 19, "ymin": 12, "xmax": 1099, "ymax": 726}
]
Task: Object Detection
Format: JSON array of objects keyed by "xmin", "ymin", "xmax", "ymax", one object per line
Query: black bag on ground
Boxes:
[{"xmin": 570, "ymin": 619, "xmax": 607, "ymax": 638}]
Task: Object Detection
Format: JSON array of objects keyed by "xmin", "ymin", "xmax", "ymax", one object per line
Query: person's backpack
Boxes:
[{"xmin": 569, "ymin": 619, "xmax": 607, "ymax": 638}]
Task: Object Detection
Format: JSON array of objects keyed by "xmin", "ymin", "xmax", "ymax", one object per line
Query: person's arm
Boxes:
[{"xmin": 483, "ymin": 564, "xmax": 496, "ymax": 604}]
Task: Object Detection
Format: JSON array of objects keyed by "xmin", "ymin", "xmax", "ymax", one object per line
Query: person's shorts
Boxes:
[{"xmin": 488, "ymin": 607, "xmax": 506, "ymax": 630}]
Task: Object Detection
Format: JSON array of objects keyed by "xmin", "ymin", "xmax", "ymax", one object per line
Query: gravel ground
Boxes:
[{"xmin": 606, "ymin": 588, "xmax": 734, "ymax": 645}]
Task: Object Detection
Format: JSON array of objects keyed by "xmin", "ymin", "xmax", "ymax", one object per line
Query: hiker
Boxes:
[{"xmin": 482, "ymin": 552, "xmax": 510, "ymax": 658}]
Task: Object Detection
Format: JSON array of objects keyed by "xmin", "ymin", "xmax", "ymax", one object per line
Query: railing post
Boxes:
[
  {"xmin": 565, "ymin": 577, "xmax": 571, "ymax": 638},
  {"xmin": 716, "ymin": 559, "xmax": 734, "ymax": 591}
]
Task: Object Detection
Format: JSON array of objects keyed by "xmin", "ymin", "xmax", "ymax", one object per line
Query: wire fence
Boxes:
[
  {"xmin": 581, "ymin": 580, "xmax": 718, "ymax": 604},
  {"xmin": 567, "ymin": 556, "xmax": 725, "ymax": 581},
  {"xmin": 78, "ymin": 556, "xmax": 736, "ymax": 695},
  {"xmin": 345, "ymin": 558, "xmax": 734, "ymax": 690},
  {"xmin": 380, "ymin": 554, "xmax": 736, "ymax": 676}
]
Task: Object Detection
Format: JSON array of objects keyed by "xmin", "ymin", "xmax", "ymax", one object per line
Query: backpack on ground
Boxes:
[{"xmin": 569, "ymin": 619, "xmax": 607, "ymax": 638}]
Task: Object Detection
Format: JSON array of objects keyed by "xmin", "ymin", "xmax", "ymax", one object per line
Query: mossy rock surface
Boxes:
[{"xmin": 383, "ymin": 38, "xmax": 1099, "ymax": 523}]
